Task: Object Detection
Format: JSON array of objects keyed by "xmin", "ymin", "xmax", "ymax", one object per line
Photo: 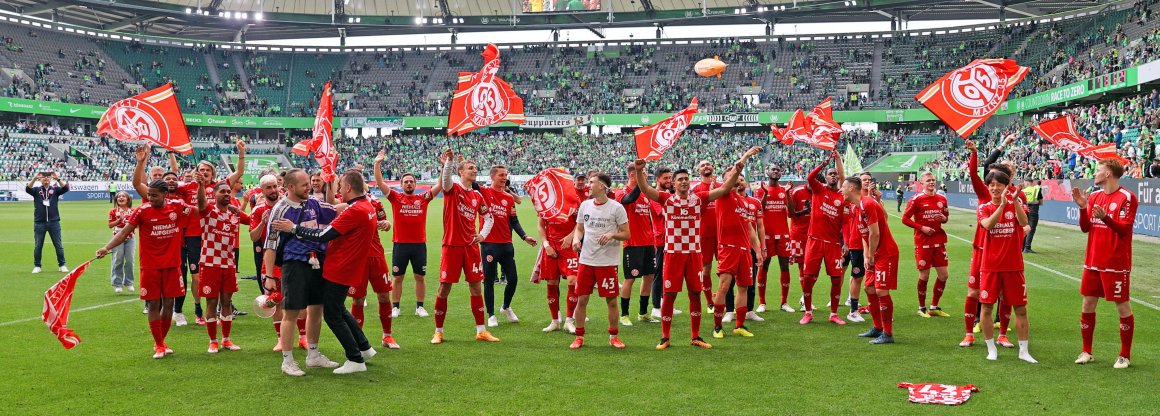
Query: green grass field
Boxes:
[{"xmin": 0, "ymin": 200, "xmax": 1156, "ymax": 415}]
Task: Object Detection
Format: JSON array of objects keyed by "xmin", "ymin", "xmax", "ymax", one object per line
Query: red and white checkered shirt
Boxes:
[
  {"xmin": 659, "ymin": 190, "xmax": 711, "ymax": 254},
  {"xmin": 199, "ymin": 204, "xmax": 250, "ymax": 269}
]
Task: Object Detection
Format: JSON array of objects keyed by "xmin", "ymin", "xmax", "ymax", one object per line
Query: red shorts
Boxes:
[
  {"xmin": 139, "ymin": 267, "xmax": 185, "ymax": 301},
  {"xmin": 576, "ymin": 264, "xmax": 618, "ymax": 298},
  {"xmin": 1080, "ymin": 269, "xmax": 1131, "ymax": 302},
  {"xmin": 967, "ymin": 248, "xmax": 982, "ymax": 290},
  {"xmin": 197, "ymin": 266, "xmax": 238, "ymax": 298},
  {"xmin": 980, "ymin": 271, "xmax": 1028, "ymax": 306},
  {"xmin": 349, "ymin": 256, "xmax": 392, "ymax": 298},
  {"xmin": 717, "ymin": 246, "xmax": 754, "ymax": 287},
  {"xmin": 662, "ymin": 252, "xmax": 703, "ymax": 293},
  {"xmin": 867, "ymin": 255, "xmax": 899, "ymax": 290},
  {"xmin": 914, "ymin": 245, "xmax": 949, "ymax": 270},
  {"xmin": 765, "ymin": 236, "xmax": 791, "ymax": 258},
  {"xmin": 538, "ymin": 247, "xmax": 579, "ymax": 280},
  {"xmin": 701, "ymin": 232, "xmax": 718, "ymax": 264},
  {"xmin": 439, "ymin": 245, "xmax": 484, "ymax": 284},
  {"xmin": 803, "ymin": 238, "xmax": 844, "ymax": 277}
]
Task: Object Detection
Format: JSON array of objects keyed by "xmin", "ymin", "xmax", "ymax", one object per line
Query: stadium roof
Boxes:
[{"xmin": 0, "ymin": 0, "xmax": 1116, "ymax": 42}]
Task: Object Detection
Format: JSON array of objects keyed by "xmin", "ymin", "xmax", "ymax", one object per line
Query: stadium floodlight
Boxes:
[
  {"xmin": 242, "ymin": 12, "xmax": 249, "ymax": 19},
  {"xmin": 255, "ymin": 12, "xmax": 263, "ymax": 21},
  {"xmin": 414, "ymin": 17, "xmax": 423, "ymax": 25},
  {"xmin": 185, "ymin": 8, "xmax": 191, "ymax": 14}
]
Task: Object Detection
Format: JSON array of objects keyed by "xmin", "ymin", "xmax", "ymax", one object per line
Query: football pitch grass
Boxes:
[{"xmin": 0, "ymin": 200, "xmax": 1156, "ymax": 415}]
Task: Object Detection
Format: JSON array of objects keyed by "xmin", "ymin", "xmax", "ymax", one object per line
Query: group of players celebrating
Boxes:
[{"xmin": 91, "ymin": 135, "xmax": 1139, "ymax": 375}]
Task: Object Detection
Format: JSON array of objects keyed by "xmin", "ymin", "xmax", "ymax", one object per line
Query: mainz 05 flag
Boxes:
[
  {"xmin": 1032, "ymin": 115, "xmax": 1129, "ymax": 164},
  {"xmin": 524, "ymin": 167, "xmax": 580, "ymax": 224},
  {"xmin": 97, "ymin": 83, "xmax": 192, "ymax": 154},
  {"xmin": 915, "ymin": 59, "xmax": 1028, "ymax": 138},
  {"xmin": 447, "ymin": 43, "xmax": 525, "ymax": 136},
  {"xmin": 771, "ymin": 109, "xmax": 836, "ymax": 151},
  {"xmin": 292, "ymin": 81, "xmax": 338, "ymax": 182},
  {"xmin": 634, "ymin": 97, "xmax": 698, "ymax": 161},
  {"xmin": 43, "ymin": 260, "xmax": 93, "ymax": 349},
  {"xmin": 898, "ymin": 382, "xmax": 979, "ymax": 406},
  {"xmin": 807, "ymin": 97, "xmax": 844, "ymax": 140}
]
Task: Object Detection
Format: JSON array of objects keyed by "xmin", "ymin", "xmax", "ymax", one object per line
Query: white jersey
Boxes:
[{"xmin": 576, "ymin": 199, "xmax": 629, "ymax": 267}]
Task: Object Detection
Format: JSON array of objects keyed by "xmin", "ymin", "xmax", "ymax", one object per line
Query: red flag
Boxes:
[
  {"xmin": 634, "ymin": 97, "xmax": 699, "ymax": 161},
  {"xmin": 97, "ymin": 83, "xmax": 192, "ymax": 154},
  {"xmin": 447, "ymin": 44, "xmax": 525, "ymax": 136},
  {"xmin": 807, "ymin": 97, "xmax": 843, "ymax": 139},
  {"xmin": 43, "ymin": 260, "xmax": 93, "ymax": 349},
  {"xmin": 524, "ymin": 168, "xmax": 580, "ymax": 224},
  {"xmin": 1032, "ymin": 115, "xmax": 1094, "ymax": 152},
  {"xmin": 1077, "ymin": 143, "xmax": 1131, "ymax": 165},
  {"xmin": 771, "ymin": 110, "xmax": 836, "ymax": 151},
  {"xmin": 898, "ymin": 382, "xmax": 979, "ymax": 406},
  {"xmin": 915, "ymin": 59, "xmax": 1028, "ymax": 138},
  {"xmin": 293, "ymin": 82, "xmax": 338, "ymax": 182}
]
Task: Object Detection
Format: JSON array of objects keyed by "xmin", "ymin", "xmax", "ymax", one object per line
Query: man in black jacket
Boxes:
[{"xmin": 27, "ymin": 172, "xmax": 69, "ymax": 273}]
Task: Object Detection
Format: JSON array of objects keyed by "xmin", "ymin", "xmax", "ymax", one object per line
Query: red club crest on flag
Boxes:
[
  {"xmin": 915, "ymin": 59, "xmax": 1028, "ymax": 138},
  {"xmin": 524, "ymin": 168, "xmax": 580, "ymax": 224},
  {"xmin": 634, "ymin": 97, "xmax": 698, "ymax": 161},
  {"xmin": 1032, "ymin": 115, "xmax": 1094, "ymax": 152},
  {"xmin": 807, "ymin": 97, "xmax": 843, "ymax": 140},
  {"xmin": 292, "ymin": 82, "xmax": 338, "ymax": 182},
  {"xmin": 771, "ymin": 109, "xmax": 836, "ymax": 151},
  {"xmin": 42, "ymin": 260, "xmax": 93, "ymax": 349},
  {"xmin": 447, "ymin": 44, "xmax": 525, "ymax": 136},
  {"xmin": 97, "ymin": 83, "xmax": 192, "ymax": 154}
]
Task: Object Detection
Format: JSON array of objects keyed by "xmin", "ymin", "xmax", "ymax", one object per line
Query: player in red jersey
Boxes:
[
  {"xmin": 1072, "ymin": 159, "xmax": 1137, "ymax": 369},
  {"xmin": 647, "ymin": 167, "xmax": 677, "ymax": 318},
  {"xmin": 847, "ymin": 172, "xmax": 883, "ymax": 318},
  {"xmin": 843, "ymin": 178, "xmax": 899, "ymax": 344},
  {"xmin": 976, "ymin": 169, "xmax": 1036, "ymax": 363},
  {"xmin": 902, "ymin": 172, "xmax": 952, "ymax": 318},
  {"xmin": 787, "ymin": 180, "xmax": 812, "ymax": 313},
  {"xmin": 374, "ymin": 151, "xmax": 441, "ymax": 319},
  {"xmin": 344, "ymin": 191, "xmax": 400, "ymax": 350},
  {"xmin": 195, "ymin": 181, "xmax": 251, "ymax": 353},
  {"xmin": 692, "ymin": 160, "xmax": 722, "ymax": 310},
  {"xmin": 478, "ymin": 165, "xmax": 536, "ymax": 327},
  {"xmin": 431, "ymin": 150, "xmax": 498, "ymax": 344},
  {"xmin": 840, "ymin": 192, "xmax": 866, "ymax": 323},
  {"xmin": 97, "ymin": 179, "xmax": 199, "ymax": 359},
  {"xmin": 537, "ymin": 211, "xmax": 581, "ymax": 334},
  {"xmin": 754, "ymin": 166, "xmax": 794, "ymax": 315},
  {"xmin": 800, "ymin": 150, "xmax": 847, "ymax": 325},
  {"xmin": 615, "ymin": 163, "xmax": 661, "ymax": 326},
  {"xmin": 959, "ymin": 140, "xmax": 993, "ymax": 347},
  {"xmin": 710, "ymin": 150, "xmax": 764, "ymax": 339},
  {"xmin": 568, "ymin": 173, "xmax": 631, "ymax": 350}
]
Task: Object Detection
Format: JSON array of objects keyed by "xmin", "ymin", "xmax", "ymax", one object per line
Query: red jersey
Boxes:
[
  {"xmin": 843, "ymin": 203, "xmax": 863, "ymax": 250},
  {"xmin": 387, "ymin": 189, "xmax": 434, "ymax": 243},
  {"xmin": 716, "ymin": 191, "xmax": 757, "ymax": 249},
  {"xmin": 658, "ymin": 191, "xmax": 711, "ymax": 254},
  {"xmin": 755, "ymin": 184, "xmax": 790, "ymax": 239},
  {"xmin": 199, "ymin": 204, "xmax": 251, "ymax": 269},
  {"xmin": 368, "ymin": 195, "xmax": 388, "ymax": 259},
  {"xmin": 250, "ymin": 204, "xmax": 272, "ymax": 242},
  {"xmin": 544, "ymin": 214, "xmax": 577, "ymax": 252},
  {"xmin": 480, "ymin": 187, "xmax": 516, "ymax": 244},
  {"xmin": 649, "ymin": 198, "xmax": 665, "ymax": 247},
  {"xmin": 442, "ymin": 183, "xmax": 489, "ymax": 247},
  {"xmin": 968, "ymin": 150, "xmax": 990, "ymax": 249},
  {"xmin": 128, "ymin": 200, "xmax": 194, "ymax": 269},
  {"xmin": 977, "ymin": 201, "xmax": 1024, "ymax": 273},
  {"xmin": 693, "ymin": 180, "xmax": 722, "ymax": 239},
  {"xmin": 807, "ymin": 166, "xmax": 844, "ymax": 244},
  {"xmin": 1081, "ymin": 187, "xmax": 1136, "ymax": 272},
  {"xmin": 615, "ymin": 187, "xmax": 656, "ymax": 247},
  {"xmin": 902, "ymin": 192, "xmax": 949, "ymax": 247},
  {"xmin": 322, "ymin": 196, "xmax": 377, "ymax": 286},
  {"xmin": 788, "ymin": 184, "xmax": 812, "ymax": 236},
  {"xmin": 175, "ymin": 179, "xmax": 229, "ymax": 237},
  {"xmin": 109, "ymin": 207, "xmax": 134, "ymax": 239},
  {"xmin": 859, "ymin": 196, "xmax": 898, "ymax": 257}
]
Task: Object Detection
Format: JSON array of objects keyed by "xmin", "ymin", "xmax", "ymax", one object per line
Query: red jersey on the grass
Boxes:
[
  {"xmin": 755, "ymin": 184, "xmax": 790, "ymax": 238},
  {"xmin": 480, "ymin": 187, "xmax": 516, "ymax": 244},
  {"xmin": 544, "ymin": 214, "xmax": 577, "ymax": 251},
  {"xmin": 692, "ymin": 180, "xmax": 721, "ymax": 237},
  {"xmin": 807, "ymin": 167, "xmax": 844, "ymax": 244},
  {"xmin": 1083, "ymin": 187, "xmax": 1136, "ymax": 272},
  {"xmin": 615, "ymin": 187, "xmax": 656, "ymax": 247},
  {"xmin": 442, "ymin": 183, "xmax": 489, "ymax": 246},
  {"xmin": 324, "ymin": 196, "xmax": 378, "ymax": 286},
  {"xmin": 903, "ymin": 192, "xmax": 949, "ymax": 247},
  {"xmin": 716, "ymin": 191, "xmax": 757, "ymax": 249},
  {"xmin": 859, "ymin": 196, "xmax": 898, "ymax": 257},
  {"xmin": 658, "ymin": 191, "xmax": 710, "ymax": 254},
  {"xmin": 129, "ymin": 200, "xmax": 193, "ymax": 269},
  {"xmin": 968, "ymin": 150, "xmax": 990, "ymax": 249},
  {"xmin": 843, "ymin": 203, "xmax": 863, "ymax": 250},
  {"xmin": 788, "ymin": 184, "xmax": 812, "ymax": 236},
  {"xmin": 387, "ymin": 189, "xmax": 434, "ymax": 243},
  {"xmin": 175, "ymin": 179, "xmax": 228, "ymax": 237},
  {"xmin": 650, "ymin": 198, "xmax": 665, "ymax": 247},
  {"xmin": 199, "ymin": 204, "xmax": 251, "ymax": 269},
  {"xmin": 367, "ymin": 195, "xmax": 388, "ymax": 258},
  {"xmin": 977, "ymin": 201, "xmax": 1024, "ymax": 272}
]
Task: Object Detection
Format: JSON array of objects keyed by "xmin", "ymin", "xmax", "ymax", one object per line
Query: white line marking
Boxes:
[{"xmin": 0, "ymin": 298, "xmax": 139, "ymax": 327}]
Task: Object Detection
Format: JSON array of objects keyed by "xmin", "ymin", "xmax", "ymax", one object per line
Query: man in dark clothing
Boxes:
[
  {"xmin": 26, "ymin": 172, "xmax": 69, "ymax": 273},
  {"xmin": 1023, "ymin": 180, "xmax": 1043, "ymax": 253}
]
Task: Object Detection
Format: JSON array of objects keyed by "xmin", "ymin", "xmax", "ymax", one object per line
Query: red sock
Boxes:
[
  {"xmin": 779, "ymin": 270, "xmax": 791, "ymax": 305},
  {"xmin": 296, "ymin": 317, "xmax": 306, "ymax": 336},
  {"xmin": 221, "ymin": 318, "xmax": 232, "ymax": 339},
  {"xmin": 880, "ymin": 293, "xmax": 894, "ymax": 334},
  {"xmin": 566, "ymin": 284, "xmax": 578, "ymax": 319},
  {"xmin": 689, "ymin": 293, "xmax": 703, "ymax": 339},
  {"xmin": 469, "ymin": 295, "xmax": 485, "ymax": 326},
  {"xmin": 917, "ymin": 279, "xmax": 929, "ymax": 309},
  {"xmin": 701, "ymin": 271, "xmax": 713, "ymax": 306},
  {"xmin": 547, "ymin": 284, "xmax": 561, "ymax": 321},
  {"xmin": 829, "ymin": 277, "xmax": 842, "ymax": 314},
  {"xmin": 434, "ymin": 296, "xmax": 448, "ymax": 329},
  {"xmin": 351, "ymin": 301, "xmax": 365, "ymax": 329},
  {"xmin": 273, "ymin": 321, "xmax": 281, "ymax": 336},
  {"xmin": 161, "ymin": 317, "xmax": 171, "ymax": 340},
  {"xmin": 999, "ymin": 304, "xmax": 1012, "ymax": 335},
  {"xmin": 148, "ymin": 319, "xmax": 164, "ymax": 346},
  {"xmin": 964, "ymin": 296, "xmax": 979, "ymax": 334},
  {"xmin": 1080, "ymin": 312, "xmax": 1096, "ymax": 354},
  {"xmin": 379, "ymin": 302, "xmax": 392, "ymax": 335},
  {"xmin": 735, "ymin": 306, "xmax": 748, "ymax": 329},
  {"xmin": 713, "ymin": 303, "xmax": 725, "ymax": 328},
  {"xmin": 704, "ymin": 289, "xmax": 714, "ymax": 308},
  {"xmin": 576, "ymin": 327, "xmax": 585, "ymax": 337},
  {"xmin": 931, "ymin": 279, "xmax": 947, "ymax": 307},
  {"xmin": 1119, "ymin": 315, "xmax": 1134, "ymax": 359},
  {"xmin": 801, "ymin": 274, "xmax": 817, "ymax": 312},
  {"xmin": 865, "ymin": 291, "xmax": 882, "ymax": 329},
  {"xmin": 608, "ymin": 327, "xmax": 618, "ymax": 336},
  {"xmin": 661, "ymin": 293, "xmax": 675, "ymax": 339},
  {"xmin": 757, "ymin": 268, "xmax": 768, "ymax": 305},
  {"xmin": 206, "ymin": 318, "xmax": 218, "ymax": 341}
]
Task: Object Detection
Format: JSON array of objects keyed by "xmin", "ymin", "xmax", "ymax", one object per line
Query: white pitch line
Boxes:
[{"xmin": 0, "ymin": 298, "xmax": 139, "ymax": 327}]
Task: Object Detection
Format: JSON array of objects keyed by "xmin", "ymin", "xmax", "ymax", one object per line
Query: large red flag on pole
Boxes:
[
  {"xmin": 43, "ymin": 260, "xmax": 93, "ymax": 349},
  {"xmin": 807, "ymin": 97, "xmax": 844, "ymax": 140},
  {"xmin": 292, "ymin": 82, "xmax": 338, "ymax": 182},
  {"xmin": 97, "ymin": 83, "xmax": 192, "ymax": 154},
  {"xmin": 1031, "ymin": 115, "xmax": 1093, "ymax": 152},
  {"xmin": 915, "ymin": 59, "xmax": 1028, "ymax": 138},
  {"xmin": 771, "ymin": 109, "xmax": 836, "ymax": 151},
  {"xmin": 634, "ymin": 97, "xmax": 699, "ymax": 161},
  {"xmin": 524, "ymin": 167, "xmax": 580, "ymax": 224},
  {"xmin": 447, "ymin": 44, "xmax": 525, "ymax": 136}
]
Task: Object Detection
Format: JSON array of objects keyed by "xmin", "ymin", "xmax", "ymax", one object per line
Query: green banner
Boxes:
[
  {"xmin": 0, "ymin": 97, "xmax": 315, "ymax": 129},
  {"xmin": 1000, "ymin": 67, "xmax": 1139, "ymax": 114},
  {"xmin": 226, "ymin": 155, "xmax": 282, "ymax": 185}
]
